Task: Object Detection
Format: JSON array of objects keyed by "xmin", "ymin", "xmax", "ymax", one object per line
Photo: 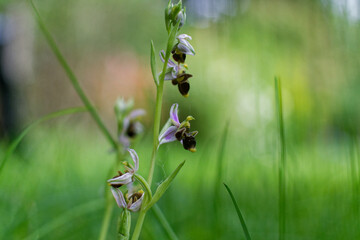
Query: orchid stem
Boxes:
[{"xmin": 131, "ymin": 25, "xmax": 178, "ymax": 240}]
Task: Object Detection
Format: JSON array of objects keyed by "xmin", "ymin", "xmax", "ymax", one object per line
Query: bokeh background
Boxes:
[{"xmin": 1, "ymin": 0, "xmax": 360, "ymax": 239}]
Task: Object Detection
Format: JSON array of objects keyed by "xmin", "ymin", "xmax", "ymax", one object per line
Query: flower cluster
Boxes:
[
  {"xmin": 162, "ymin": 3, "xmax": 195, "ymax": 97},
  {"xmin": 159, "ymin": 103, "xmax": 198, "ymax": 152},
  {"xmin": 108, "ymin": 149, "xmax": 144, "ymax": 212}
]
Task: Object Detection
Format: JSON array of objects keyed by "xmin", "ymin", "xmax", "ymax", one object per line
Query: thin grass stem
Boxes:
[
  {"xmin": 151, "ymin": 204, "xmax": 178, "ymax": 240},
  {"xmin": 274, "ymin": 77, "xmax": 286, "ymax": 240},
  {"xmin": 29, "ymin": 0, "xmax": 118, "ymax": 152},
  {"xmin": 223, "ymin": 183, "xmax": 252, "ymax": 240}
]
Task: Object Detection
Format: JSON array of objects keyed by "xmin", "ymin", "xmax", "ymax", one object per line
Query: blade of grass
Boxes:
[
  {"xmin": 0, "ymin": 107, "xmax": 87, "ymax": 176},
  {"xmin": 349, "ymin": 134, "xmax": 360, "ymax": 228},
  {"xmin": 151, "ymin": 204, "xmax": 178, "ymax": 240},
  {"xmin": 274, "ymin": 77, "xmax": 286, "ymax": 240},
  {"xmin": 214, "ymin": 122, "xmax": 230, "ymax": 236},
  {"xmin": 29, "ymin": 0, "xmax": 118, "ymax": 151},
  {"xmin": 223, "ymin": 183, "xmax": 252, "ymax": 240}
]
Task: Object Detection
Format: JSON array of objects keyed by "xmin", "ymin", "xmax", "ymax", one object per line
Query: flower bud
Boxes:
[{"xmin": 165, "ymin": 0, "xmax": 185, "ymax": 32}]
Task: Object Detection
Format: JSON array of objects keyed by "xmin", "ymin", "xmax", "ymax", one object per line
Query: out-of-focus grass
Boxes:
[{"xmin": 0, "ymin": 121, "xmax": 358, "ymax": 239}]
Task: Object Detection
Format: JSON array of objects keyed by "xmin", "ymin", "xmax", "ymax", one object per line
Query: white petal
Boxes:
[
  {"xmin": 111, "ymin": 187, "xmax": 127, "ymax": 209},
  {"xmin": 108, "ymin": 172, "xmax": 133, "ymax": 185},
  {"xmin": 128, "ymin": 193, "xmax": 144, "ymax": 212},
  {"xmin": 128, "ymin": 149, "xmax": 139, "ymax": 172}
]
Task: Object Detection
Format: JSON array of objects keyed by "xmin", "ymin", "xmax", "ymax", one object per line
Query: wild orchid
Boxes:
[
  {"xmin": 32, "ymin": 0, "xmax": 198, "ymax": 239},
  {"xmin": 160, "ymin": 50, "xmax": 193, "ymax": 97},
  {"xmin": 102, "ymin": 0, "xmax": 198, "ymax": 238},
  {"xmin": 172, "ymin": 34, "xmax": 195, "ymax": 63},
  {"xmin": 159, "ymin": 103, "xmax": 198, "ymax": 152},
  {"xmin": 107, "ymin": 149, "xmax": 139, "ymax": 187},
  {"xmin": 115, "ymin": 98, "xmax": 145, "ymax": 149},
  {"xmin": 111, "ymin": 187, "xmax": 145, "ymax": 212}
]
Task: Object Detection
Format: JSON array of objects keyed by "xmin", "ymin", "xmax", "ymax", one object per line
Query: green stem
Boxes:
[
  {"xmin": 30, "ymin": 0, "xmax": 118, "ymax": 151},
  {"xmin": 275, "ymin": 77, "xmax": 286, "ymax": 240},
  {"xmin": 152, "ymin": 204, "xmax": 178, "ymax": 240},
  {"xmin": 98, "ymin": 154, "xmax": 124, "ymax": 240},
  {"xmin": 99, "ymin": 201, "xmax": 115, "ymax": 240},
  {"xmin": 131, "ymin": 24, "xmax": 178, "ymax": 240},
  {"xmin": 131, "ymin": 211, "xmax": 146, "ymax": 240}
]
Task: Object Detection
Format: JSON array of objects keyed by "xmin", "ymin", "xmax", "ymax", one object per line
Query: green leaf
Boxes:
[
  {"xmin": 150, "ymin": 40, "xmax": 159, "ymax": 86},
  {"xmin": 223, "ymin": 183, "xmax": 252, "ymax": 240},
  {"xmin": 0, "ymin": 107, "xmax": 87, "ymax": 177},
  {"xmin": 145, "ymin": 160, "xmax": 185, "ymax": 210}
]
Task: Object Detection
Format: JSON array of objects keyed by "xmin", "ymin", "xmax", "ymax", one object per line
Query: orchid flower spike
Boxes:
[
  {"xmin": 111, "ymin": 187, "xmax": 145, "ymax": 212},
  {"xmin": 172, "ymin": 34, "xmax": 195, "ymax": 64},
  {"xmin": 107, "ymin": 149, "xmax": 139, "ymax": 187},
  {"xmin": 115, "ymin": 98, "xmax": 146, "ymax": 149},
  {"xmin": 165, "ymin": 0, "xmax": 186, "ymax": 32},
  {"xmin": 160, "ymin": 50, "xmax": 193, "ymax": 97},
  {"xmin": 159, "ymin": 103, "xmax": 198, "ymax": 152}
]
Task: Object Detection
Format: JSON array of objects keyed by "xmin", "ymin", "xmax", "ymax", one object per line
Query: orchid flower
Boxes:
[
  {"xmin": 160, "ymin": 50, "xmax": 193, "ymax": 97},
  {"xmin": 118, "ymin": 109, "xmax": 146, "ymax": 149},
  {"xmin": 111, "ymin": 187, "xmax": 145, "ymax": 212},
  {"xmin": 159, "ymin": 103, "xmax": 198, "ymax": 152},
  {"xmin": 107, "ymin": 149, "xmax": 139, "ymax": 187},
  {"xmin": 115, "ymin": 98, "xmax": 146, "ymax": 149},
  {"xmin": 172, "ymin": 34, "xmax": 195, "ymax": 63}
]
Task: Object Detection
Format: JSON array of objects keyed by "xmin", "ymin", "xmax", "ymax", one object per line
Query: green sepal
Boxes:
[
  {"xmin": 118, "ymin": 209, "xmax": 131, "ymax": 240},
  {"xmin": 150, "ymin": 40, "xmax": 159, "ymax": 86},
  {"xmin": 145, "ymin": 160, "xmax": 185, "ymax": 210}
]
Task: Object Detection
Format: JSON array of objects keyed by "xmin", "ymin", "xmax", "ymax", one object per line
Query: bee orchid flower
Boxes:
[
  {"xmin": 111, "ymin": 187, "xmax": 145, "ymax": 212},
  {"xmin": 107, "ymin": 149, "xmax": 139, "ymax": 187},
  {"xmin": 172, "ymin": 34, "xmax": 195, "ymax": 63},
  {"xmin": 118, "ymin": 109, "xmax": 146, "ymax": 149},
  {"xmin": 159, "ymin": 103, "xmax": 198, "ymax": 152},
  {"xmin": 160, "ymin": 50, "xmax": 193, "ymax": 97}
]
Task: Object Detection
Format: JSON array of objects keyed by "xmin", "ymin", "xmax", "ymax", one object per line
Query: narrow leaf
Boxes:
[
  {"xmin": 0, "ymin": 107, "xmax": 87, "ymax": 176},
  {"xmin": 274, "ymin": 77, "xmax": 286, "ymax": 240},
  {"xmin": 223, "ymin": 183, "xmax": 252, "ymax": 240},
  {"xmin": 151, "ymin": 205, "xmax": 178, "ymax": 240},
  {"xmin": 145, "ymin": 160, "xmax": 185, "ymax": 210},
  {"xmin": 150, "ymin": 40, "xmax": 159, "ymax": 86}
]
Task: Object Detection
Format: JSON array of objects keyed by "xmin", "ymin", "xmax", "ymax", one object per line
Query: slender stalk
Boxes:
[
  {"xmin": 349, "ymin": 135, "xmax": 360, "ymax": 229},
  {"xmin": 30, "ymin": 0, "xmax": 118, "ymax": 151},
  {"xmin": 152, "ymin": 204, "xmax": 178, "ymax": 240},
  {"xmin": 98, "ymin": 154, "xmax": 124, "ymax": 240},
  {"xmin": 131, "ymin": 24, "xmax": 179, "ymax": 240},
  {"xmin": 99, "ymin": 201, "xmax": 115, "ymax": 240},
  {"xmin": 275, "ymin": 77, "xmax": 286, "ymax": 240},
  {"xmin": 223, "ymin": 183, "xmax": 252, "ymax": 240}
]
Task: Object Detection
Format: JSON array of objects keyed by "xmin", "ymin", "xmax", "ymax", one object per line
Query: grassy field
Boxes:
[
  {"xmin": 1, "ymin": 118, "xmax": 359, "ymax": 239},
  {"xmin": 1, "ymin": 0, "xmax": 360, "ymax": 239}
]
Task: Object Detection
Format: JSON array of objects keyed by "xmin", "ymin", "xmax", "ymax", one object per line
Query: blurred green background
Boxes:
[{"xmin": 1, "ymin": 0, "xmax": 360, "ymax": 239}]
